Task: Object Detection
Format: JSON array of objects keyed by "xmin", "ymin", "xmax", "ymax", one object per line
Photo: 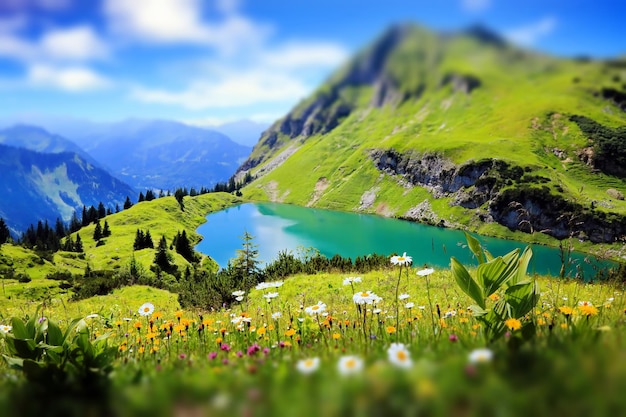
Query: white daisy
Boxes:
[
  {"xmin": 296, "ymin": 357, "xmax": 320, "ymax": 374},
  {"xmin": 391, "ymin": 252, "xmax": 412, "ymax": 266},
  {"xmin": 342, "ymin": 276, "xmax": 362, "ymax": 286},
  {"xmin": 417, "ymin": 267, "xmax": 435, "ymax": 276},
  {"xmin": 468, "ymin": 348, "xmax": 494, "ymax": 364},
  {"xmin": 405, "ymin": 302, "xmax": 415, "ymax": 309},
  {"xmin": 305, "ymin": 301, "xmax": 327, "ymax": 316},
  {"xmin": 138, "ymin": 302, "xmax": 154, "ymax": 316},
  {"xmin": 337, "ymin": 355, "xmax": 364, "ymax": 375},
  {"xmin": 399, "ymin": 293, "xmax": 410, "ymax": 300},
  {"xmin": 387, "ymin": 343, "xmax": 412, "ymax": 369},
  {"xmin": 353, "ymin": 291, "xmax": 380, "ymax": 305},
  {"xmin": 271, "ymin": 312, "xmax": 282, "ymax": 320},
  {"xmin": 0, "ymin": 325, "xmax": 12, "ymax": 334},
  {"xmin": 232, "ymin": 290, "xmax": 245, "ymax": 297}
]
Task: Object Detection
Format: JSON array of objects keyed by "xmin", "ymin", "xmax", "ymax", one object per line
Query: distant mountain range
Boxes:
[
  {"xmin": 237, "ymin": 24, "xmax": 626, "ymax": 243},
  {"xmin": 0, "ymin": 143, "xmax": 135, "ymax": 234},
  {"xmin": 0, "ymin": 119, "xmax": 257, "ymax": 234}
]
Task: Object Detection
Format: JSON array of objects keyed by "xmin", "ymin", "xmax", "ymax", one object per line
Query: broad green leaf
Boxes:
[
  {"xmin": 10, "ymin": 317, "xmax": 29, "ymax": 339},
  {"xmin": 464, "ymin": 232, "xmax": 486, "ymax": 264},
  {"xmin": 477, "ymin": 257, "xmax": 514, "ymax": 296},
  {"xmin": 451, "ymin": 257, "xmax": 485, "ymax": 308},
  {"xmin": 512, "ymin": 246, "xmax": 533, "ymax": 285},
  {"xmin": 506, "ymin": 280, "xmax": 540, "ymax": 318},
  {"xmin": 46, "ymin": 320, "xmax": 64, "ymax": 346},
  {"xmin": 6, "ymin": 338, "xmax": 38, "ymax": 360},
  {"xmin": 468, "ymin": 304, "xmax": 488, "ymax": 317},
  {"xmin": 2, "ymin": 355, "xmax": 24, "ymax": 370}
]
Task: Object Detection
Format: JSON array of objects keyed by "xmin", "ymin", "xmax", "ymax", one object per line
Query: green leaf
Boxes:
[
  {"xmin": 2, "ymin": 355, "xmax": 24, "ymax": 370},
  {"xmin": 506, "ymin": 280, "xmax": 540, "ymax": 318},
  {"xmin": 512, "ymin": 246, "xmax": 533, "ymax": 286},
  {"xmin": 468, "ymin": 304, "xmax": 488, "ymax": 317},
  {"xmin": 10, "ymin": 317, "xmax": 29, "ymax": 339},
  {"xmin": 6, "ymin": 338, "xmax": 38, "ymax": 360},
  {"xmin": 46, "ymin": 320, "xmax": 64, "ymax": 346},
  {"xmin": 477, "ymin": 256, "xmax": 515, "ymax": 296},
  {"xmin": 451, "ymin": 257, "xmax": 485, "ymax": 308},
  {"xmin": 464, "ymin": 232, "xmax": 485, "ymax": 264}
]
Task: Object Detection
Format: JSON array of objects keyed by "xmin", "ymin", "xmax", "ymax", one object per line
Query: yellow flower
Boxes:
[
  {"xmin": 215, "ymin": 337, "xmax": 223, "ymax": 345},
  {"xmin": 559, "ymin": 306, "xmax": 574, "ymax": 316},
  {"xmin": 257, "ymin": 326, "xmax": 267, "ymax": 336},
  {"xmin": 578, "ymin": 305, "xmax": 598, "ymax": 316},
  {"xmin": 118, "ymin": 344, "xmax": 127, "ymax": 352},
  {"xmin": 560, "ymin": 323, "xmax": 568, "ymax": 329},
  {"xmin": 505, "ymin": 318, "xmax": 522, "ymax": 331},
  {"xmin": 175, "ymin": 310, "xmax": 184, "ymax": 320},
  {"xmin": 332, "ymin": 333, "xmax": 341, "ymax": 340},
  {"xmin": 537, "ymin": 318, "xmax": 546, "ymax": 326},
  {"xmin": 153, "ymin": 311, "xmax": 163, "ymax": 320},
  {"xmin": 285, "ymin": 328, "xmax": 296, "ymax": 337},
  {"xmin": 133, "ymin": 321, "xmax": 142, "ymax": 329},
  {"xmin": 386, "ymin": 326, "xmax": 396, "ymax": 334},
  {"xmin": 459, "ymin": 317, "xmax": 469, "ymax": 323},
  {"xmin": 202, "ymin": 318, "xmax": 213, "ymax": 326},
  {"xmin": 488, "ymin": 293, "xmax": 500, "ymax": 302}
]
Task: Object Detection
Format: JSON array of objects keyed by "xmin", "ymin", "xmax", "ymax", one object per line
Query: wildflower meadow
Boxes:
[{"xmin": 1, "ymin": 235, "xmax": 626, "ymax": 417}]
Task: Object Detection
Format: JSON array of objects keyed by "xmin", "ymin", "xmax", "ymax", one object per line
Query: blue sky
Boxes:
[{"xmin": 0, "ymin": 0, "xmax": 624, "ymax": 127}]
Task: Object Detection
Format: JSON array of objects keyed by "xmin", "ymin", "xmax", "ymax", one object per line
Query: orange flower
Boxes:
[
  {"xmin": 133, "ymin": 321, "xmax": 142, "ymax": 329},
  {"xmin": 332, "ymin": 333, "xmax": 341, "ymax": 340},
  {"xmin": 578, "ymin": 305, "xmax": 598, "ymax": 316},
  {"xmin": 505, "ymin": 318, "xmax": 522, "ymax": 331},
  {"xmin": 285, "ymin": 328, "xmax": 296, "ymax": 337},
  {"xmin": 559, "ymin": 306, "xmax": 574, "ymax": 316},
  {"xmin": 386, "ymin": 326, "xmax": 396, "ymax": 334}
]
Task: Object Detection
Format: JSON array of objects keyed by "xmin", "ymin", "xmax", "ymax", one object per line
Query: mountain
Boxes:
[
  {"xmin": 0, "ymin": 125, "xmax": 101, "ymax": 167},
  {"xmin": 213, "ymin": 119, "xmax": 270, "ymax": 147},
  {"xmin": 237, "ymin": 24, "xmax": 626, "ymax": 244},
  {"xmin": 0, "ymin": 144, "xmax": 136, "ymax": 234},
  {"xmin": 66, "ymin": 119, "xmax": 251, "ymax": 191}
]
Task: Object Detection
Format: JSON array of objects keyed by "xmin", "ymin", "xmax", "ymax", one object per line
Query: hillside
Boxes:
[
  {"xmin": 237, "ymin": 24, "xmax": 626, "ymax": 246},
  {"xmin": 0, "ymin": 144, "xmax": 136, "ymax": 234},
  {"xmin": 66, "ymin": 119, "xmax": 251, "ymax": 191},
  {"xmin": 0, "ymin": 192, "xmax": 240, "ymax": 307}
]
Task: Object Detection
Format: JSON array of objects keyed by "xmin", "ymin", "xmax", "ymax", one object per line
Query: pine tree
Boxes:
[
  {"xmin": 102, "ymin": 220, "xmax": 111, "ymax": 237},
  {"xmin": 232, "ymin": 230, "xmax": 259, "ymax": 287},
  {"xmin": 97, "ymin": 202, "xmax": 106, "ymax": 219},
  {"xmin": 0, "ymin": 218, "xmax": 11, "ymax": 244},
  {"xmin": 154, "ymin": 235, "xmax": 173, "ymax": 271},
  {"xmin": 54, "ymin": 218, "xmax": 66, "ymax": 238},
  {"xmin": 174, "ymin": 230, "xmax": 195, "ymax": 262},
  {"xmin": 123, "ymin": 196, "xmax": 133, "ymax": 210},
  {"xmin": 138, "ymin": 192, "xmax": 145, "ymax": 202},
  {"xmin": 93, "ymin": 220, "xmax": 102, "ymax": 241},
  {"xmin": 133, "ymin": 229, "xmax": 145, "ymax": 250},
  {"xmin": 115, "ymin": 204, "xmax": 120, "ymax": 213},
  {"xmin": 145, "ymin": 190, "xmax": 156, "ymax": 201},
  {"xmin": 145, "ymin": 230, "xmax": 154, "ymax": 249},
  {"xmin": 69, "ymin": 211, "xmax": 82, "ymax": 233},
  {"xmin": 75, "ymin": 233, "xmax": 83, "ymax": 252}
]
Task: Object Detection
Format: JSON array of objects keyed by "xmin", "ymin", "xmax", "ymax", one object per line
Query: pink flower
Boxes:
[
  {"xmin": 220, "ymin": 343, "xmax": 231, "ymax": 352},
  {"xmin": 208, "ymin": 352, "xmax": 217, "ymax": 360},
  {"xmin": 247, "ymin": 343, "xmax": 261, "ymax": 356},
  {"xmin": 449, "ymin": 334, "xmax": 458, "ymax": 342},
  {"xmin": 236, "ymin": 351, "xmax": 243, "ymax": 357}
]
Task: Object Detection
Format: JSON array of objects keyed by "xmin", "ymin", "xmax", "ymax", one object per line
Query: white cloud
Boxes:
[
  {"xmin": 27, "ymin": 64, "xmax": 111, "ymax": 91},
  {"xmin": 130, "ymin": 38, "xmax": 348, "ymax": 110},
  {"xmin": 132, "ymin": 70, "xmax": 309, "ymax": 109},
  {"xmin": 461, "ymin": 0, "xmax": 491, "ymax": 12},
  {"xmin": 505, "ymin": 17, "xmax": 557, "ymax": 46},
  {"xmin": 0, "ymin": 24, "xmax": 108, "ymax": 62},
  {"xmin": 40, "ymin": 26, "xmax": 109, "ymax": 60},
  {"xmin": 260, "ymin": 42, "xmax": 348, "ymax": 70},
  {"xmin": 104, "ymin": 0, "xmax": 270, "ymax": 52}
]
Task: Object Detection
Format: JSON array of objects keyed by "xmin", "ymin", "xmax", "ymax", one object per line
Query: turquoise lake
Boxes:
[{"xmin": 195, "ymin": 202, "xmax": 614, "ymax": 278}]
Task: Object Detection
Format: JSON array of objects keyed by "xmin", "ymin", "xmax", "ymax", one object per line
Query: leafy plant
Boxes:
[
  {"xmin": 451, "ymin": 232, "xmax": 539, "ymax": 344},
  {"xmin": 1, "ymin": 314, "xmax": 117, "ymax": 397}
]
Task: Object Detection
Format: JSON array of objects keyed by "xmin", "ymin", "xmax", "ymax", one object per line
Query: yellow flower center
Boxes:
[
  {"xmin": 345, "ymin": 359, "xmax": 356, "ymax": 368},
  {"xmin": 312, "ymin": 305, "xmax": 319, "ymax": 310},
  {"xmin": 143, "ymin": 307, "xmax": 150, "ymax": 312},
  {"xmin": 360, "ymin": 292, "xmax": 369, "ymax": 297},
  {"xmin": 397, "ymin": 350, "xmax": 407, "ymax": 361},
  {"xmin": 304, "ymin": 359, "xmax": 315, "ymax": 367}
]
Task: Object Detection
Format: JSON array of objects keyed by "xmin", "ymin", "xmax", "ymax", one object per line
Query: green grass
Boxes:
[{"xmin": 1, "ymin": 259, "xmax": 625, "ymax": 417}]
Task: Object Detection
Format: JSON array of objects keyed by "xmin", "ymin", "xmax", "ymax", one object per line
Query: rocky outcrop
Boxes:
[
  {"xmin": 370, "ymin": 148, "xmax": 626, "ymax": 243},
  {"xmin": 490, "ymin": 186, "xmax": 626, "ymax": 243},
  {"xmin": 369, "ymin": 149, "xmax": 517, "ymax": 207}
]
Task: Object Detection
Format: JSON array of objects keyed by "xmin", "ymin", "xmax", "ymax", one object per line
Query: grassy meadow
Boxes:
[{"xmin": 1, "ymin": 242, "xmax": 626, "ymax": 417}]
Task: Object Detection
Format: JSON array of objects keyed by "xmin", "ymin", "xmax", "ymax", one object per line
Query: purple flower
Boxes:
[
  {"xmin": 220, "ymin": 343, "xmax": 231, "ymax": 352},
  {"xmin": 38, "ymin": 317, "xmax": 47, "ymax": 323},
  {"xmin": 247, "ymin": 343, "xmax": 261, "ymax": 356},
  {"xmin": 262, "ymin": 347, "xmax": 270, "ymax": 355},
  {"xmin": 236, "ymin": 351, "xmax": 243, "ymax": 358},
  {"xmin": 179, "ymin": 353, "xmax": 187, "ymax": 360},
  {"xmin": 449, "ymin": 334, "xmax": 458, "ymax": 342},
  {"xmin": 208, "ymin": 352, "xmax": 218, "ymax": 360}
]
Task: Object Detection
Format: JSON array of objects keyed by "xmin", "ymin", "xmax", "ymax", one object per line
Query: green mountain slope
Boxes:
[{"xmin": 237, "ymin": 24, "xmax": 626, "ymax": 245}]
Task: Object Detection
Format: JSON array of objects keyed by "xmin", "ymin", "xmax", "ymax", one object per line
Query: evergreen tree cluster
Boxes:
[
  {"xmin": 133, "ymin": 229, "xmax": 154, "ymax": 250},
  {"xmin": 62, "ymin": 233, "xmax": 84, "ymax": 252},
  {"xmin": 172, "ymin": 230, "xmax": 196, "ymax": 263},
  {"xmin": 93, "ymin": 220, "xmax": 112, "ymax": 241},
  {"xmin": 21, "ymin": 220, "xmax": 64, "ymax": 251},
  {"xmin": 0, "ymin": 218, "xmax": 12, "ymax": 244}
]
